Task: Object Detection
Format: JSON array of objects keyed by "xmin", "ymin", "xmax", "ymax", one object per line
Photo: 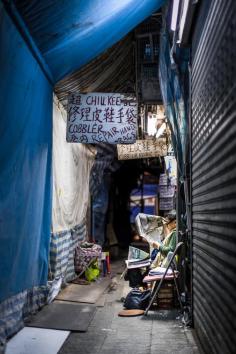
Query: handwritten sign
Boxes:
[
  {"xmin": 117, "ymin": 138, "xmax": 167, "ymax": 160},
  {"xmin": 67, "ymin": 93, "xmax": 137, "ymax": 144}
]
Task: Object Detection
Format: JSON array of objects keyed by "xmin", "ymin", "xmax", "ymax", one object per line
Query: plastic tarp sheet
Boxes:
[
  {"xmin": 13, "ymin": 0, "xmax": 165, "ymax": 82},
  {"xmin": 0, "ymin": 286, "xmax": 49, "ymax": 346},
  {"xmin": 92, "ymin": 175, "xmax": 110, "ymax": 246},
  {"xmin": 0, "ymin": 0, "xmax": 165, "ymax": 303},
  {"xmin": 49, "ymin": 222, "xmax": 87, "ymax": 282},
  {"xmin": 90, "ymin": 143, "xmax": 119, "ymax": 197},
  {"xmin": 159, "ymin": 27, "xmax": 189, "ymax": 175},
  {"xmin": 0, "ymin": 4, "xmax": 52, "ymax": 301},
  {"xmin": 52, "ymin": 96, "xmax": 95, "ymax": 233}
]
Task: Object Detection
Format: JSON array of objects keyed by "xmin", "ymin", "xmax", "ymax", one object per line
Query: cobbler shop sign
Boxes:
[
  {"xmin": 67, "ymin": 93, "xmax": 137, "ymax": 144},
  {"xmin": 117, "ymin": 138, "xmax": 167, "ymax": 160}
]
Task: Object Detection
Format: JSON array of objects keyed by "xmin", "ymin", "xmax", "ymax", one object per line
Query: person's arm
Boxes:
[
  {"xmin": 152, "ymin": 241, "xmax": 161, "ymax": 249},
  {"xmin": 159, "ymin": 230, "xmax": 176, "ymax": 256}
]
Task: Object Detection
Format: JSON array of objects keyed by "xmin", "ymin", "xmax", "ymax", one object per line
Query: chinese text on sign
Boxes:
[{"xmin": 67, "ymin": 93, "xmax": 137, "ymax": 144}]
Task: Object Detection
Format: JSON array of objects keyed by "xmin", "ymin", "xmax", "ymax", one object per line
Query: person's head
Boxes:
[{"xmin": 165, "ymin": 210, "xmax": 176, "ymax": 230}]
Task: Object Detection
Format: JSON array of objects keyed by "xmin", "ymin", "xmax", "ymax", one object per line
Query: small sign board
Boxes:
[
  {"xmin": 159, "ymin": 185, "xmax": 175, "ymax": 198},
  {"xmin": 67, "ymin": 93, "xmax": 137, "ymax": 144},
  {"xmin": 117, "ymin": 138, "xmax": 167, "ymax": 160},
  {"xmin": 159, "ymin": 173, "xmax": 177, "ymax": 186},
  {"xmin": 159, "ymin": 197, "xmax": 174, "ymax": 211}
]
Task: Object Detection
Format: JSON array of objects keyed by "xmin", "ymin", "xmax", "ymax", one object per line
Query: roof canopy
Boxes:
[{"xmin": 13, "ymin": 0, "xmax": 165, "ymax": 82}]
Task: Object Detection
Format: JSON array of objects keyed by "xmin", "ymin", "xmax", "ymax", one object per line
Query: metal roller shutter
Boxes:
[{"xmin": 191, "ymin": 1, "xmax": 236, "ymax": 353}]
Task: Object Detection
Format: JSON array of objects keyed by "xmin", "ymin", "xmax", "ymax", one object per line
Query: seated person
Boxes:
[
  {"xmin": 124, "ymin": 211, "xmax": 177, "ymax": 287},
  {"xmin": 151, "ymin": 210, "xmax": 177, "ymax": 268}
]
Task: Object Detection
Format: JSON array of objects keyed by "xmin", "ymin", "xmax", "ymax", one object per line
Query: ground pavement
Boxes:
[{"xmin": 59, "ymin": 260, "xmax": 200, "ymax": 354}]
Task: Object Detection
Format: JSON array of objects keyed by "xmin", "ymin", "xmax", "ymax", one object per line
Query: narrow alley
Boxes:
[
  {"xmin": 23, "ymin": 259, "xmax": 200, "ymax": 354},
  {"xmin": 59, "ymin": 266, "xmax": 199, "ymax": 354}
]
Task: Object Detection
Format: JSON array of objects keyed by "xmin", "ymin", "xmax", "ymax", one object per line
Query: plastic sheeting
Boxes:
[
  {"xmin": 92, "ymin": 175, "xmax": 110, "ymax": 246},
  {"xmin": 0, "ymin": 4, "xmax": 52, "ymax": 301},
  {"xmin": 49, "ymin": 221, "xmax": 87, "ymax": 282},
  {"xmin": 159, "ymin": 26, "xmax": 189, "ymax": 175},
  {"xmin": 55, "ymin": 33, "xmax": 135, "ymax": 104},
  {"xmin": 0, "ymin": 0, "xmax": 165, "ymax": 304},
  {"xmin": 90, "ymin": 143, "xmax": 119, "ymax": 197},
  {"xmin": 52, "ymin": 96, "xmax": 95, "ymax": 232},
  {"xmin": 13, "ymin": 0, "xmax": 165, "ymax": 82},
  {"xmin": 0, "ymin": 286, "xmax": 49, "ymax": 346}
]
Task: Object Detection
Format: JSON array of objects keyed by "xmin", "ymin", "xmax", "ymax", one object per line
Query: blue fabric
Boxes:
[
  {"xmin": 92, "ymin": 176, "xmax": 110, "ymax": 246},
  {"xmin": 0, "ymin": 5, "xmax": 52, "ymax": 301},
  {"xmin": 159, "ymin": 27, "xmax": 190, "ymax": 175},
  {"xmin": 131, "ymin": 184, "xmax": 157, "ymax": 197},
  {"xmin": 130, "ymin": 184, "xmax": 157, "ymax": 222},
  {"xmin": 0, "ymin": 0, "xmax": 165, "ymax": 302},
  {"xmin": 49, "ymin": 221, "xmax": 86, "ymax": 281},
  {"xmin": 13, "ymin": 0, "xmax": 165, "ymax": 82},
  {"xmin": 0, "ymin": 286, "xmax": 49, "ymax": 345}
]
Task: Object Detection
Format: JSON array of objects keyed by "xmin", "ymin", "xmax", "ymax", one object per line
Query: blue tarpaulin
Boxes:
[
  {"xmin": 159, "ymin": 26, "xmax": 189, "ymax": 175},
  {"xmin": 0, "ymin": 0, "xmax": 165, "ymax": 302},
  {"xmin": 0, "ymin": 3, "xmax": 52, "ymax": 301},
  {"xmin": 13, "ymin": 0, "xmax": 165, "ymax": 82}
]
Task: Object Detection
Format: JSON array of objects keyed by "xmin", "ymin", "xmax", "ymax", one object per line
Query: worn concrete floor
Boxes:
[{"xmin": 59, "ymin": 260, "xmax": 200, "ymax": 354}]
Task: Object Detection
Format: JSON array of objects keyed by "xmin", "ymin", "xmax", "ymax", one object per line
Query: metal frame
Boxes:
[{"xmin": 144, "ymin": 242, "xmax": 184, "ymax": 315}]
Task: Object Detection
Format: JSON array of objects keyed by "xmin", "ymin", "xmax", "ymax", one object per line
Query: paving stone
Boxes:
[
  {"xmin": 151, "ymin": 347, "xmax": 195, "ymax": 354},
  {"xmin": 58, "ymin": 333, "xmax": 106, "ymax": 354},
  {"xmin": 101, "ymin": 348, "xmax": 149, "ymax": 354},
  {"xmin": 101, "ymin": 342, "xmax": 150, "ymax": 354}
]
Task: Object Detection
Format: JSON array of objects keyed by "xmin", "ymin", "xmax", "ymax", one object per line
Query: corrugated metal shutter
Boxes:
[{"xmin": 191, "ymin": 1, "xmax": 236, "ymax": 353}]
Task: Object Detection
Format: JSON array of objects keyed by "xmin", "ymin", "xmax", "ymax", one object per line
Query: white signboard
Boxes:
[
  {"xmin": 164, "ymin": 156, "xmax": 177, "ymax": 178},
  {"xmin": 117, "ymin": 138, "xmax": 167, "ymax": 160},
  {"xmin": 67, "ymin": 93, "xmax": 137, "ymax": 144},
  {"xmin": 159, "ymin": 173, "xmax": 177, "ymax": 186}
]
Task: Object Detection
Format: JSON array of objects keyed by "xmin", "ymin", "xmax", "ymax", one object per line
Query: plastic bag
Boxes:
[
  {"xmin": 124, "ymin": 288, "xmax": 151, "ymax": 310},
  {"xmin": 85, "ymin": 260, "xmax": 100, "ymax": 281}
]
